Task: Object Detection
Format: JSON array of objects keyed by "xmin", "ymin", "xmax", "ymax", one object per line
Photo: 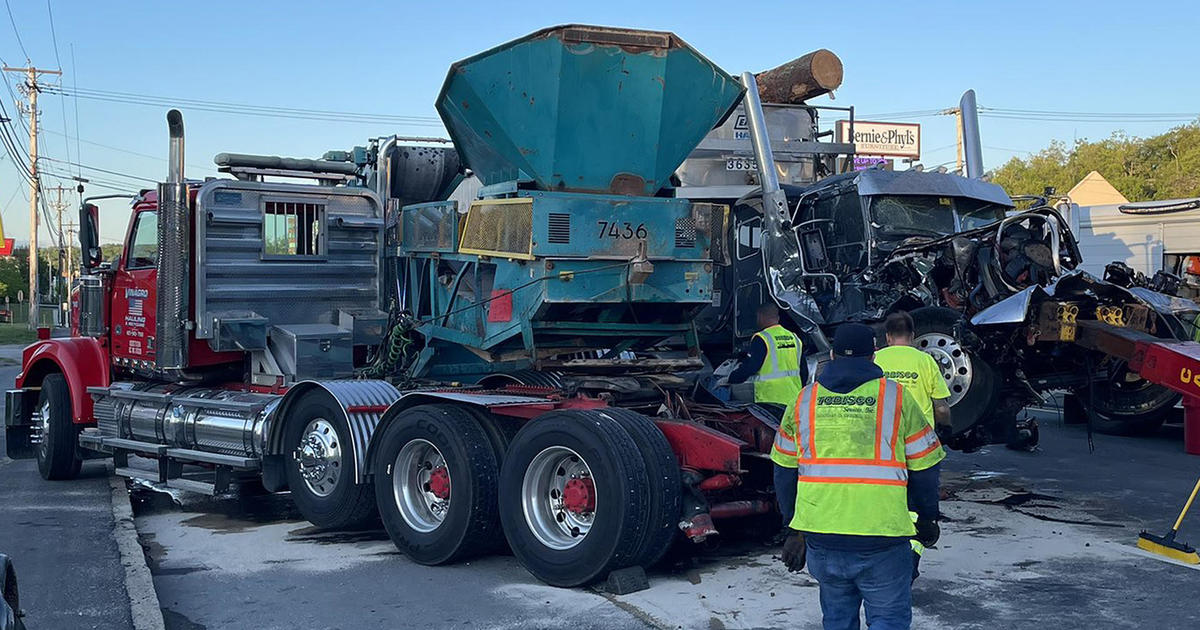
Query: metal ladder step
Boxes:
[
  {"xmin": 163, "ymin": 448, "xmax": 259, "ymax": 470},
  {"xmin": 164, "ymin": 478, "xmax": 218, "ymax": 495},
  {"xmin": 114, "ymin": 466, "xmax": 222, "ymax": 496}
]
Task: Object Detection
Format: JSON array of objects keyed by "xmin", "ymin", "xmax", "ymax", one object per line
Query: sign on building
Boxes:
[{"xmin": 836, "ymin": 120, "xmax": 921, "ymax": 159}]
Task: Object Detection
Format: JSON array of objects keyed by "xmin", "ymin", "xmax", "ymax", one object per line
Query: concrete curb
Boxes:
[{"xmin": 109, "ymin": 474, "xmax": 166, "ymax": 630}]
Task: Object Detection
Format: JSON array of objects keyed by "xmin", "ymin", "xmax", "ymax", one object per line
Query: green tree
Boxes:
[{"xmin": 990, "ymin": 120, "xmax": 1200, "ymax": 202}]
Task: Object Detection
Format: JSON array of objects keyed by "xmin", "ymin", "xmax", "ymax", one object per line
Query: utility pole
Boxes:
[
  {"xmin": 64, "ymin": 220, "xmax": 75, "ymax": 291},
  {"xmin": 3, "ymin": 64, "xmax": 62, "ymax": 329},
  {"xmin": 938, "ymin": 106, "xmax": 965, "ymax": 175},
  {"xmin": 953, "ymin": 108, "xmax": 964, "ymax": 176},
  {"xmin": 52, "ymin": 185, "xmax": 68, "ymax": 320}
]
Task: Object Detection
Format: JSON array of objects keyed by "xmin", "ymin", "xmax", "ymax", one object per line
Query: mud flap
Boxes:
[
  {"xmin": 4, "ymin": 389, "xmax": 35, "ymax": 460},
  {"xmin": 260, "ymin": 454, "xmax": 289, "ymax": 492}
]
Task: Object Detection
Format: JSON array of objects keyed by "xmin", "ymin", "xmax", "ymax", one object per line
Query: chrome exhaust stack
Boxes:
[
  {"xmin": 960, "ymin": 89, "xmax": 984, "ymax": 179},
  {"xmin": 156, "ymin": 109, "xmax": 190, "ymax": 371}
]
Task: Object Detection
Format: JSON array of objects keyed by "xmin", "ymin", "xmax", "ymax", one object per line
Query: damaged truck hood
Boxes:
[{"xmin": 971, "ymin": 270, "xmax": 1200, "ymax": 326}]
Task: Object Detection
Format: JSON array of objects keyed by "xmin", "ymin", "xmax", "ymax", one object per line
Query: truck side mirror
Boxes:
[{"xmin": 80, "ymin": 203, "xmax": 102, "ymax": 271}]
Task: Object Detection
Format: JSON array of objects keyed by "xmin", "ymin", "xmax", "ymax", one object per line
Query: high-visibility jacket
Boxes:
[
  {"xmin": 781, "ymin": 378, "xmax": 944, "ymax": 538},
  {"xmin": 874, "ymin": 345, "xmax": 950, "ymax": 429},
  {"xmin": 758, "ymin": 324, "xmax": 804, "ymax": 468},
  {"xmin": 752, "ymin": 324, "xmax": 804, "ymax": 407}
]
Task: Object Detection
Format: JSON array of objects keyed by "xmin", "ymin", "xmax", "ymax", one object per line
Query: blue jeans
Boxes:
[
  {"xmin": 806, "ymin": 542, "xmax": 913, "ymax": 630},
  {"xmin": 773, "ymin": 463, "xmax": 797, "ymax": 527}
]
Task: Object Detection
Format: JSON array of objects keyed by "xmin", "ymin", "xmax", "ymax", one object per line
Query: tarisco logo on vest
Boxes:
[
  {"xmin": 883, "ymin": 371, "xmax": 920, "ymax": 381},
  {"xmin": 816, "ymin": 395, "xmax": 878, "ymax": 407}
]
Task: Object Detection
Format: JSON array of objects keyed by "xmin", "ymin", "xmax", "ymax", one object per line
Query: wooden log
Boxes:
[{"xmin": 755, "ymin": 50, "xmax": 844, "ymax": 104}]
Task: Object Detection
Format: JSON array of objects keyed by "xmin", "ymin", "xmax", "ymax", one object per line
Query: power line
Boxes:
[
  {"xmin": 854, "ymin": 109, "xmax": 947, "ymax": 120},
  {"xmin": 2, "ymin": 0, "xmax": 28, "ymax": 60},
  {"xmin": 39, "ymin": 126, "xmax": 219, "ymax": 173},
  {"xmin": 69, "ymin": 44, "xmax": 81, "ymax": 190},
  {"xmin": 40, "ymin": 156, "xmax": 157, "ymax": 183},
  {"xmin": 983, "ymin": 107, "xmax": 1197, "ymax": 119},
  {"xmin": 45, "ymin": 0, "xmax": 75, "ymax": 181},
  {"xmin": 45, "ymin": 85, "xmax": 446, "ymax": 126}
]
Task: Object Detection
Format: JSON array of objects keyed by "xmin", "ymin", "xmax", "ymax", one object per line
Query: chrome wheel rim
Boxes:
[
  {"xmin": 393, "ymin": 439, "xmax": 450, "ymax": 533},
  {"xmin": 293, "ymin": 418, "xmax": 342, "ymax": 497},
  {"xmin": 915, "ymin": 332, "xmax": 973, "ymax": 406},
  {"xmin": 36, "ymin": 400, "xmax": 50, "ymax": 458},
  {"xmin": 521, "ymin": 446, "xmax": 596, "ymax": 551}
]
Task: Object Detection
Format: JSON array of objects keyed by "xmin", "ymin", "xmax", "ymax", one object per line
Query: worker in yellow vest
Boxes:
[
  {"xmin": 727, "ymin": 304, "xmax": 805, "ymax": 526},
  {"xmin": 778, "ymin": 323, "xmax": 944, "ymax": 630},
  {"xmin": 874, "ymin": 311, "xmax": 951, "ymax": 582}
]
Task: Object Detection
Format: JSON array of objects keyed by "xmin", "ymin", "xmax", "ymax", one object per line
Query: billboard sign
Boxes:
[{"xmin": 837, "ymin": 120, "xmax": 921, "ymax": 158}]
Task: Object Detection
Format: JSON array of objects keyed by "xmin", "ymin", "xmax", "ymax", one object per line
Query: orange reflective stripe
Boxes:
[
  {"xmin": 908, "ymin": 441, "xmax": 941, "ymax": 460},
  {"xmin": 906, "ymin": 425, "xmax": 934, "ymax": 445},
  {"xmin": 806, "ymin": 385, "xmax": 818, "ymax": 461},
  {"xmin": 874, "ymin": 379, "xmax": 886, "ymax": 461},
  {"xmin": 905, "ymin": 424, "xmax": 942, "ymax": 459},
  {"xmin": 797, "ymin": 477, "xmax": 908, "ymax": 487},
  {"xmin": 774, "ymin": 445, "xmax": 797, "ymax": 456}
]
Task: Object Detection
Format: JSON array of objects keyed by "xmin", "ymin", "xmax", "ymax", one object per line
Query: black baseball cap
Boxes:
[{"xmin": 832, "ymin": 323, "xmax": 876, "ymax": 358}]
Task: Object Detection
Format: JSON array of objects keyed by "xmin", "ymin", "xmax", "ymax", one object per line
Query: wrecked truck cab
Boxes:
[{"xmin": 703, "ymin": 166, "xmax": 1194, "ymax": 448}]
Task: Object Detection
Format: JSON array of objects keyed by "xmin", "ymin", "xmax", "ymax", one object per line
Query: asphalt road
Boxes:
[
  {"xmin": 4, "ymin": 335, "xmax": 1200, "ymax": 630},
  {"xmin": 134, "ymin": 408, "xmax": 1200, "ymax": 630},
  {"xmin": 0, "ymin": 345, "xmax": 135, "ymax": 630}
]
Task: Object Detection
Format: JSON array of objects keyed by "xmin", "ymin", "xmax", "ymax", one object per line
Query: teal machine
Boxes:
[{"xmin": 389, "ymin": 25, "xmax": 744, "ymax": 385}]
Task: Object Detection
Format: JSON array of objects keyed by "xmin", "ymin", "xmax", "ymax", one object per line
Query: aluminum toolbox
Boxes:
[{"xmin": 268, "ymin": 324, "xmax": 353, "ymax": 380}]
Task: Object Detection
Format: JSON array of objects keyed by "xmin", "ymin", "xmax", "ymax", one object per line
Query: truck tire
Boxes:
[
  {"xmin": 459, "ymin": 405, "xmax": 520, "ymax": 468},
  {"xmin": 596, "ymin": 408, "xmax": 681, "ymax": 568},
  {"xmin": 283, "ymin": 391, "xmax": 377, "ymax": 530},
  {"xmin": 910, "ymin": 307, "xmax": 999, "ymax": 436},
  {"xmin": 35, "ymin": 373, "xmax": 81, "ymax": 481},
  {"xmin": 1078, "ymin": 362, "xmax": 1178, "ymax": 436},
  {"xmin": 499, "ymin": 409, "xmax": 650, "ymax": 587},
  {"xmin": 458, "ymin": 405, "xmax": 520, "ymax": 554},
  {"xmin": 373, "ymin": 405, "xmax": 501, "ymax": 564}
]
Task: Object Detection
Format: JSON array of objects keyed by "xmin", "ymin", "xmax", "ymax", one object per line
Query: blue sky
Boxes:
[{"xmin": 1, "ymin": 0, "xmax": 1197, "ymax": 244}]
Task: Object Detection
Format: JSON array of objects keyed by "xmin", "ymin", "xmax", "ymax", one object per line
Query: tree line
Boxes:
[
  {"xmin": 0, "ymin": 243, "xmax": 123, "ymax": 303},
  {"xmin": 989, "ymin": 120, "xmax": 1200, "ymax": 202}
]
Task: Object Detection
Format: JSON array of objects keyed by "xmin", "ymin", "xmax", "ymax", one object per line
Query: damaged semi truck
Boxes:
[
  {"xmin": 689, "ymin": 86, "xmax": 1200, "ymax": 447},
  {"xmin": 3, "ymin": 26, "xmax": 806, "ymax": 588}
]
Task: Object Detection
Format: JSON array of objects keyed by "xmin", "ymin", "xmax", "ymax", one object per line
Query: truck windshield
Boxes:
[
  {"xmin": 957, "ymin": 198, "xmax": 1008, "ymax": 230},
  {"xmin": 869, "ymin": 196, "xmax": 955, "ymax": 238},
  {"xmin": 870, "ymin": 195, "xmax": 1009, "ymax": 236}
]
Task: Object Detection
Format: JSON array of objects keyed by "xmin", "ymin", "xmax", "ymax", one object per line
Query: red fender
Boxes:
[{"xmin": 17, "ymin": 338, "xmax": 111, "ymax": 425}]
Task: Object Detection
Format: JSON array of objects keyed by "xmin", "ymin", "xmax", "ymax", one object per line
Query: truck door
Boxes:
[{"xmin": 110, "ymin": 208, "xmax": 158, "ymax": 364}]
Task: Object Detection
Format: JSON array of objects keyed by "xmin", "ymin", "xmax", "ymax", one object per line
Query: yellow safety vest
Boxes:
[
  {"xmin": 752, "ymin": 324, "xmax": 803, "ymax": 406},
  {"xmin": 781, "ymin": 378, "xmax": 944, "ymax": 538}
]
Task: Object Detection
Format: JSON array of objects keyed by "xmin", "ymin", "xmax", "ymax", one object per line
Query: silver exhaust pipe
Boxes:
[
  {"xmin": 156, "ymin": 109, "xmax": 190, "ymax": 371},
  {"xmin": 960, "ymin": 89, "xmax": 984, "ymax": 179},
  {"xmin": 167, "ymin": 109, "xmax": 184, "ymax": 183}
]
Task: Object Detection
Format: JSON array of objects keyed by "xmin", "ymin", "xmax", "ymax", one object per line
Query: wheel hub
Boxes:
[
  {"xmin": 428, "ymin": 465, "xmax": 452, "ymax": 500},
  {"xmin": 393, "ymin": 439, "xmax": 451, "ymax": 533},
  {"xmin": 562, "ymin": 477, "xmax": 596, "ymax": 515},
  {"xmin": 915, "ymin": 332, "xmax": 973, "ymax": 407},
  {"xmin": 292, "ymin": 418, "xmax": 342, "ymax": 497},
  {"xmin": 521, "ymin": 446, "xmax": 597, "ymax": 550},
  {"xmin": 32, "ymin": 401, "xmax": 49, "ymax": 456}
]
